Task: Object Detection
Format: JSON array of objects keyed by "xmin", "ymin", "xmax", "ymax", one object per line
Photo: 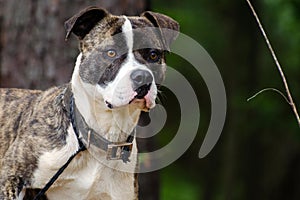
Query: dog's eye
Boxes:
[
  {"xmin": 148, "ymin": 50, "xmax": 160, "ymax": 62},
  {"xmin": 106, "ymin": 49, "xmax": 117, "ymax": 58}
]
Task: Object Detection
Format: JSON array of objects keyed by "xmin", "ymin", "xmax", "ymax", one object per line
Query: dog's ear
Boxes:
[
  {"xmin": 65, "ymin": 6, "xmax": 108, "ymax": 40},
  {"xmin": 141, "ymin": 11, "xmax": 179, "ymax": 50}
]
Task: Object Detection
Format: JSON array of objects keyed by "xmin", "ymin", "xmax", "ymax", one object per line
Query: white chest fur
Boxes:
[{"xmin": 31, "ymin": 125, "xmax": 137, "ymax": 200}]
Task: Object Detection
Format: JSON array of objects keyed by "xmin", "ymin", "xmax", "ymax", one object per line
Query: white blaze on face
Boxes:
[{"xmin": 122, "ymin": 16, "xmax": 134, "ymax": 55}]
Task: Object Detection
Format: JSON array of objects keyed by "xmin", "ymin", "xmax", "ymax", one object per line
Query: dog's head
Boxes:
[{"xmin": 65, "ymin": 6, "xmax": 179, "ymax": 112}]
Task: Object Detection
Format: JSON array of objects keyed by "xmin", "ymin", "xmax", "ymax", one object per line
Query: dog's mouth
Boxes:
[
  {"xmin": 132, "ymin": 83, "xmax": 152, "ymax": 99},
  {"xmin": 131, "ymin": 83, "xmax": 153, "ymax": 110},
  {"xmin": 105, "ymin": 83, "xmax": 154, "ymax": 111}
]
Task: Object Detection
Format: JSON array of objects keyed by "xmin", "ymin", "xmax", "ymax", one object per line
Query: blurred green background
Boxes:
[{"xmin": 151, "ymin": 0, "xmax": 300, "ymax": 199}]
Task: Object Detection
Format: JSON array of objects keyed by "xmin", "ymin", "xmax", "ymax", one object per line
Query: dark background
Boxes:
[{"xmin": 1, "ymin": 0, "xmax": 300, "ymax": 199}]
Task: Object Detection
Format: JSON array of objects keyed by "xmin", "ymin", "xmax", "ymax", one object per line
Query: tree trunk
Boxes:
[
  {"xmin": 0, "ymin": 0, "xmax": 151, "ymax": 89},
  {"xmin": 0, "ymin": 0, "xmax": 158, "ymax": 199}
]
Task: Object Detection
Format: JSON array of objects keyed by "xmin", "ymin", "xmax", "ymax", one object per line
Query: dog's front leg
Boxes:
[
  {"xmin": 0, "ymin": 145, "xmax": 31, "ymax": 200},
  {"xmin": 0, "ymin": 175, "xmax": 24, "ymax": 200}
]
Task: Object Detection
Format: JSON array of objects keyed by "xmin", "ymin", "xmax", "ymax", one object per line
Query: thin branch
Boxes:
[
  {"xmin": 246, "ymin": 0, "xmax": 300, "ymax": 127},
  {"xmin": 247, "ymin": 88, "xmax": 291, "ymax": 105}
]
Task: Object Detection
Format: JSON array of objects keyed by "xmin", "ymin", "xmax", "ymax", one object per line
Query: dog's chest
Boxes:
[
  {"xmin": 45, "ymin": 153, "xmax": 101, "ymax": 199},
  {"xmin": 31, "ymin": 126, "xmax": 136, "ymax": 200},
  {"xmin": 44, "ymin": 153, "xmax": 136, "ymax": 200}
]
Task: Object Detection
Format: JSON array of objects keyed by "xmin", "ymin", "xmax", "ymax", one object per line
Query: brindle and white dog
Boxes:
[{"xmin": 0, "ymin": 6, "xmax": 179, "ymax": 200}]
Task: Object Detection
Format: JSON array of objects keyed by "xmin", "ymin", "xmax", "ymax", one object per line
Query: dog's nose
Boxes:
[
  {"xmin": 130, "ymin": 69, "xmax": 153, "ymax": 89},
  {"xmin": 130, "ymin": 69, "xmax": 153, "ymax": 99}
]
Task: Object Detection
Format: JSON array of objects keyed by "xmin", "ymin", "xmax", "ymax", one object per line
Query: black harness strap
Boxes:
[
  {"xmin": 33, "ymin": 90, "xmax": 86, "ymax": 200},
  {"xmin": 32, "ymin": 147, "xmax": 84, "ymax": 200}
]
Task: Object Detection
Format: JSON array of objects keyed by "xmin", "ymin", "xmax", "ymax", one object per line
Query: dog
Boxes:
[{"xmin": 0, "ymin": 6, "xmax": 179, "ymax": 200}]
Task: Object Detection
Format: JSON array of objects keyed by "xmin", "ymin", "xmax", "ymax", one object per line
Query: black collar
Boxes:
[{"xmin": 63, "ymin": 85, "xmax": 135, "ymax": 163}]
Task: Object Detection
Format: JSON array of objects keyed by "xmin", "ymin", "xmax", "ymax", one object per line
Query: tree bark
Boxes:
[{"xmin": 0, "ymin": 0, "xmax": 151, "ymax": 89}]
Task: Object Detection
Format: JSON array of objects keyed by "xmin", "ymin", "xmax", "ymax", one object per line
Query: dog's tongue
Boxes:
[{"xmin": 138, "ymin": 111, "xmax": 151, "ymax": 126}]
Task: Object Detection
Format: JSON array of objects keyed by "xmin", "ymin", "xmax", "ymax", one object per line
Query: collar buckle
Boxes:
[{"xmin": 106, "ymin": 142, "xmax": 133, "ymax": 160}]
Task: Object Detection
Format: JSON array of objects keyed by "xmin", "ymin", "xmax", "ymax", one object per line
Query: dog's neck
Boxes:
[{"xmin": 71, "ymin": 53, "xmax": 140, "ymax": 143}]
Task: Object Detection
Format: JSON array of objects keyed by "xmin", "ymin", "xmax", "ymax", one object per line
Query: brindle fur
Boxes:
[{"xmin": 0, "ymin": 86, "xmax": 69, "ymax": 199}]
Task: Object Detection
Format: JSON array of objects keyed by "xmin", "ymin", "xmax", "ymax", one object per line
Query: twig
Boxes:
[
  {"xmin": 247, "ymin": 88, "xmax": 291, "ymax": 105},
  {"xmin": 246, "ymin": 0, "xmax": 300, "ymax": 127}
]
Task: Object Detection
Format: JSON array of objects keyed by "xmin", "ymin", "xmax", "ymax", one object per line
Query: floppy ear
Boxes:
[
  {"xmin": 141, "ymin": 11, "xmax": 180, "ymax": 50},
  {"xmin": 65, "ymin": 6, "xmax": 108, "ymax": 40}
]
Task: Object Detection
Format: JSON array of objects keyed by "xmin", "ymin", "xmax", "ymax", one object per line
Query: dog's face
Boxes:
[{"xmin": 65, "ymin": 7, "xmax": 179, "ymax": 111}]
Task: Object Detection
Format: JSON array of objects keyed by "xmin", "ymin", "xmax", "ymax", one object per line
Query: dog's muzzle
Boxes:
[
  {"xmin": 104, "ymin": 69, "xmax": 156, "ymax": 110},
  {"xmin": 130, "ymin": 69, "xmax": 153, "ymax": 99}
]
